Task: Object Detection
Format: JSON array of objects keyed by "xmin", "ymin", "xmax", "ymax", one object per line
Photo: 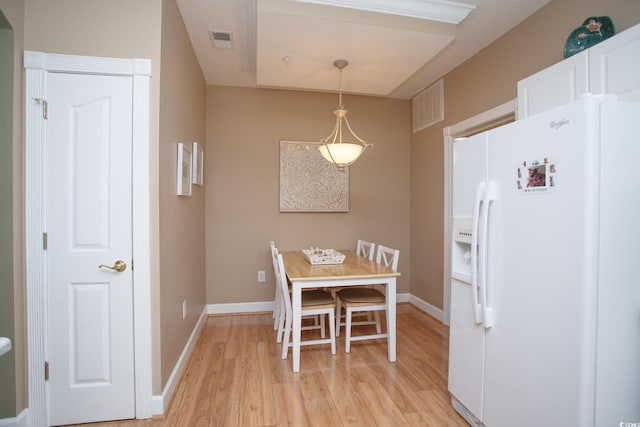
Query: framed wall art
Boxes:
[
  {"xmin": 279, "ymin": 140, "xmax": 349, "ymax": 212},
  {"xmin": 176, "ymin": 142, "xmax": 192, "ymax": 196},
  {"xmin": 192, "ymin": 142, "xmax": 204, "ymax": 185}
]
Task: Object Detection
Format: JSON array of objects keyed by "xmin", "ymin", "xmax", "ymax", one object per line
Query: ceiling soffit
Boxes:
[{"xmin": 256, "ymin": 0, "xmax": 466, "ymax": 96}]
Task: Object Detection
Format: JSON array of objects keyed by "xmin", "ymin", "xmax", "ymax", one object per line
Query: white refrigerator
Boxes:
[{"xmin": 448, "ymin": 95, "xmax": 640, "ymax": 427}]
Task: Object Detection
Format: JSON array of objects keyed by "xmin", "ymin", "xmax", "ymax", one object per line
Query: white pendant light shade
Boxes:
[
  {"xmin": 319, "ymin": 142, "xmax": 363, "ymax": 167},
  {"xmin": 320, "ymin": 60, "xmax": 371, "ymax": 168}
]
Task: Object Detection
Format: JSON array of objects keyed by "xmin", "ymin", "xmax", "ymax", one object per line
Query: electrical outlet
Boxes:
[
  {"xmin": 258, "ymin": 270, "xmax": 266, "ymax": 282},
  {"xmin": 182, "ymin": 300, "xmax": 187, "ymax": 319}
]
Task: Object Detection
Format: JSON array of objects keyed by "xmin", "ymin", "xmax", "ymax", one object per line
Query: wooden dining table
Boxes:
[{"xmin": 280, "ymin": 249, "xmax": 401, "ymax": 372}]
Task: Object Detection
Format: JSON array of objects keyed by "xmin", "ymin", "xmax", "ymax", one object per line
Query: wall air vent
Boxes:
[
  {"xmin": 413, "ymin": 79, "xmax": 444, "ymax": 133},
  {"xmin": 209, "ymin": 30, "xmax": 232, "ymax": 49}
]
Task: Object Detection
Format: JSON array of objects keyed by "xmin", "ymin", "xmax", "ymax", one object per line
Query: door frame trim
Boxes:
[
  {"xmin": 442, "ymin": 99, "xmax": 516, "ymax": 326},
  {"xmin": 24, "ymin": 51, "xmax": 152, "ymax": 425}
]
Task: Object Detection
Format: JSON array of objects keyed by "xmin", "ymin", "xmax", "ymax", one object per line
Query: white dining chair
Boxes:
[
  {"xmin": 330, "ymin": 239, "xmax": 375, "ymax": 297},
  {"xmin": 356, "ymin": 239, "xmax": 376, "ymax": 260},
  {"xmin": 276, "ymin": 253, "xmax": 336, "ymax": 360},
  {"xmin": 335, "ymin": 244, "xmax": 399, "ymax": 353},
  {"xmin": 271, "ymin": 243, "xmax": 323, "ymax": 343},
  {"xmin": 332, "ymin": 239, "xmax": 377, "ymax": 326},
  {"xmin": 270, "ymin": 240, "xmax": 280, "ymax": 331}
]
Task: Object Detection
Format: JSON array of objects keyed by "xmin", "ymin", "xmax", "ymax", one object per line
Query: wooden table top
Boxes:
[{"xmin": 281, "ymin": 250, "xmax": 401, "ymax": 282}]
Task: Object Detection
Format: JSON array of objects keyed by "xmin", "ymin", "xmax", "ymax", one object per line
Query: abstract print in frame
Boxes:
[
  {"xmin": 177, "ymin": 142, "xmax": 192, "ymax": 196},
  {"xmin": 192, "ymin": 142, "xmax": 204, "ymax": 186},
  {"xmin": 279, "ymin": 140, "xmax": 349, "ymax": 212}
]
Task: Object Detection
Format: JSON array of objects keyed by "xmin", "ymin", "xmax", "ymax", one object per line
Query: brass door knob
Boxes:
[{"xmin": 98, "ymin": 259, "xmax": 127, "ymax": 272}]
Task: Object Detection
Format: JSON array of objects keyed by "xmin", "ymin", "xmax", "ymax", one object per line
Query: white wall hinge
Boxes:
[
  {"xmin": 44, "ymin": 361, "xmax": 49, "ymax": 381},
  {"xmin": 42, "ymin": 232, "xmax": 48, "ymax": 250},
  {"xmin": 32, "ymin": 97, "xmax": 48, "ymax": 119}
]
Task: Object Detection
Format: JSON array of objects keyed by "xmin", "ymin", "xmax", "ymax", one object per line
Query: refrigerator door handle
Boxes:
[
  {"xmin": 479, "ymin": 181, "xmax": 496, "ymax": 329},
  {"xmin": 470, "ymin": 182, "xmax": 485, "ymax": 324}
]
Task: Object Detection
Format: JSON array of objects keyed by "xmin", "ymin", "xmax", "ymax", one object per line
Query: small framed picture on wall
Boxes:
[
  {"xmin": 177, "ymin": 142, "xmax": 192, "ymax": 196},
  {"xmin": 192, "ymin": 142, "xmax": 204, "ymax": 186}
]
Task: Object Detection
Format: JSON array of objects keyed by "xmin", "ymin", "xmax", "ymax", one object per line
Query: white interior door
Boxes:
[{"xmin": 46, "ymin": 72, "xmax": 135, "ymax": 425}]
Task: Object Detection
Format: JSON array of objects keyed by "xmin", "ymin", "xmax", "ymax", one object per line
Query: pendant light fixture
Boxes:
[{"xmin": 319, "ymin": 59, "xmax": 372, "ymax": 168}]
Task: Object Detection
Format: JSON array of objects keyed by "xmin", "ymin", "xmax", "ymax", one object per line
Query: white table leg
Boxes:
[
  {"xmin": 292, "ymin": 283, "xmax": 302, "ymax": 372},
  {"xmin": 386, "ymin": 278, "xmax": 397, "ymax": 362}
]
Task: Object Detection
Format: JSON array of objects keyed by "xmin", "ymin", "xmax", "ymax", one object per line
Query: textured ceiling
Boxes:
[{"xmin": 177, "ymin": 0, "xmax": 551, "ymax": 99}]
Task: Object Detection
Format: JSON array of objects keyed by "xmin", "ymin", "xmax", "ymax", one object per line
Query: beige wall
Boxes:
[
  {"xmin": 410, "ymin": 0, "xmax": 640, "ymax": 308},
  {"xmin": 205, "ymin": 86, "xmax": 411, "ymax": 303},
  {"xmin": 158, "ymin": 0, "xmax": 207, "ymax": 392}
]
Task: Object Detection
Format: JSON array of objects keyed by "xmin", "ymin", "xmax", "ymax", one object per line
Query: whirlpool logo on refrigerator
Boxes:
[
  {"xmin": 516, "ymin": 157, "xmax": 557, "ymax": 193},
  {"xmin": 549, "ymin": 118, "xmax": 570, "ymax": 130}
]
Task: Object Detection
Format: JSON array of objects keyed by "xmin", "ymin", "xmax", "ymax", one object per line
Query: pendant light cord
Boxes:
[{"xmin": 338, "ymin": 67, "xmax": 344, "ymax": 109}]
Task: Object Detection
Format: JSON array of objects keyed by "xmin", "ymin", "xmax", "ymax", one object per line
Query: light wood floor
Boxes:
[{"xmin": 73, "ymin": 304, "xmax": 468, "ymax": 426}]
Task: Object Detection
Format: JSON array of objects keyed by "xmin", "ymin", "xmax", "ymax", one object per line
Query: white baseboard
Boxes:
[
  {"xmin": 0, "ymin": 409, "xmax": 28, "ymax": 427},
  {"xmin": 152, "ymin": 307, "xmax": 207, "ymax": 416},
  {"xmin": 408, "ymin": 294, "xmax": 444, "ymax": 322},
  {"xmin": 207, "ymin": 301, "xmax": 275, "ymax": 314},
  {"xmin": 204, "ymin": 292, "xmax": 441, "ymax": 320},
  {"xmin": 396, "ymin": 292, "xmax": 410, "ymax": 303}
]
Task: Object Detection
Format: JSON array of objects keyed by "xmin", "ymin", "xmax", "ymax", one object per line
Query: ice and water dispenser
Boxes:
[{"xmin": 452, "ymin": 217, "xmax": 474, "ymax": 283}]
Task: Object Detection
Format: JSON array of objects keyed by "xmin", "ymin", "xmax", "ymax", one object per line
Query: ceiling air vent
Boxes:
[
  {"xmin": 413, "ymin": 79, "xmax": 444, "ymax": 133},
  {"xmin": 209, "ymin": 30, "xmax": 232, "ymax": 49}
]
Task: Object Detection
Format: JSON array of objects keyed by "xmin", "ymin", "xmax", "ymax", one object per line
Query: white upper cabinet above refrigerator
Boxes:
[
  {"xmin": 517, "ymin": 49, "xmax": 588, "ymax": 120},
  {"xmin": 517, "ymin": 22, "xmax": 640, "ymax": 119},
  {"xmin": 589, "ymin": 22, "xmax": 640, "ymax": 101}
]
